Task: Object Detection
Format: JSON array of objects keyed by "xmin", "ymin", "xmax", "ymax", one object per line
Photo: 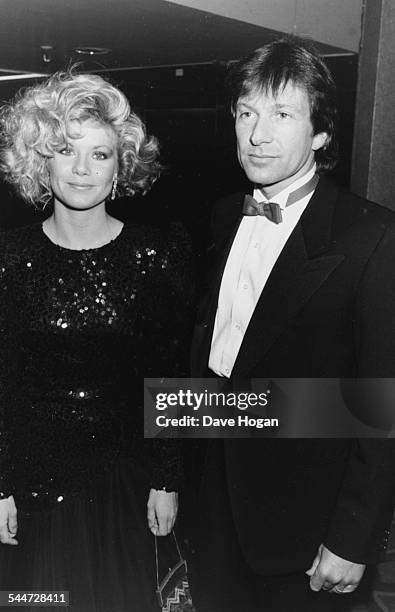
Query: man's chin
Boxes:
[
  {"xmin": 239, "ymin": 161, "xmax": 274, "ymax": 185},
  {"xmin": 243, "ymin": 169, "xmax": 277, "ymax": 188}
]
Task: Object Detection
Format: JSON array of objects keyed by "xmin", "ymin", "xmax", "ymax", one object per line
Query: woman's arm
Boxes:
[
  {"xmin": 143, "ymin": 223, "xmax": 195, "ymax": 534},
  {"xmin": 0, "ymin": 496, "xmax": 18, "ymax": 545},
  {"xmin": 147, "ymin": 489, "xmax": 178, "ymax": 536},
  {"xmin": 0, "ymin": 232, "xmax": 18, "ymax": 544}
]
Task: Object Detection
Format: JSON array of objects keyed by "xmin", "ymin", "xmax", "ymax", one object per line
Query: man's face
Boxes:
[{"xmin": 235, "ymin": 81, "xmax": 327, "ymax": 196}]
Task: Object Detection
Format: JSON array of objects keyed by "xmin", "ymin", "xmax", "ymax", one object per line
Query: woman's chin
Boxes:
[{"xmin": 53, "ymin": 195, "xmax": 106, "ymax": 212}]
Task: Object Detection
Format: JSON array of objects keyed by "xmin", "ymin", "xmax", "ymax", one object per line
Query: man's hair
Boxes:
[
  {"xmin": 0, "ymin": 71, "xmax": 162, "ymax": 208},
  {"xmin": 228, "ymin": 35, "xmax": 338, "ymax": 172}
]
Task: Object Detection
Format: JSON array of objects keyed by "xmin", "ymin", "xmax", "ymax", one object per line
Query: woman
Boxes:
[{"xmin": 0, "ymin": 71, "xmax": 191, "ymax": 610}]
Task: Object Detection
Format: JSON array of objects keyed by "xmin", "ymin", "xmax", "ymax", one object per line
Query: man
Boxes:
[{"xmin": 190, "ymin": 36, "xmax": 395, "ymax": 611}]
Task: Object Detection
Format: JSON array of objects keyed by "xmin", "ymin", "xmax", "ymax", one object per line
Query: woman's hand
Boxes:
[
  {"xmin": 147, "ymin": 489, "xmax": 178, "ymax": 536},
  {"xmin": 0, "ymin": 496, "xmax": 18, "ymax": 545}
]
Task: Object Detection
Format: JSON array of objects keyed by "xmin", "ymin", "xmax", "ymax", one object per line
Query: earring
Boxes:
[{"xmin": 111, "ymin": 176, "xmax": 118, "ymax": 201}]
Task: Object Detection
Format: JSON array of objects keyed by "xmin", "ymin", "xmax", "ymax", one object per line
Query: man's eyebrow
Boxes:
[
  {"xmin": 236, "ymin": 100, "xmax": 301, "ymax": 112},
  {"xmin": 236, "ymin": 101, "xmax": 255, "ymax": 111},
  {"xmin": 274, "ymin": 102, "xmax": 299, "ymax": 110}
]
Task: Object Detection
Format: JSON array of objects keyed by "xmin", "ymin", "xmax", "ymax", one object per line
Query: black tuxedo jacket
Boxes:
[{"xmin": 191, "ymin": 177, "xmax": 395, "ymax": 575}]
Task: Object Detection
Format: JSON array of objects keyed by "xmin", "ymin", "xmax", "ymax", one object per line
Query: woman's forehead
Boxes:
[{"xmin": 64, "ymin": 119, "xmax": 117, "ymax": 145}]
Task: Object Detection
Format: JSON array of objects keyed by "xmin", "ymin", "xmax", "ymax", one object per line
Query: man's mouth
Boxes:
[
  {"xmin": 248, "ymin": 154, "xmax": 278, "ymax": 164},
  {"xmin": 249, "ymin": 154, "xmax": 277, "ymax": 159}
]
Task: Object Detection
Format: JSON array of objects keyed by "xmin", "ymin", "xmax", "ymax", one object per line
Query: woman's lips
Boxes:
[{"xmin": 68, "ymin": 183, "xmax": 95, "ymax": 190}]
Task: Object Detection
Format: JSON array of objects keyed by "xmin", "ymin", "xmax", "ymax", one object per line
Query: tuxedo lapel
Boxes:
[{"xmin": 231, "ymin": 178, "xmax": 345, "ymax": 376}]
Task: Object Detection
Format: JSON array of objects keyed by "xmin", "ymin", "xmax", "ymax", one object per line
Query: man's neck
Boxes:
[{"xmin": 259, "ymin": 162, "xmax": 316, "ymax": 201}]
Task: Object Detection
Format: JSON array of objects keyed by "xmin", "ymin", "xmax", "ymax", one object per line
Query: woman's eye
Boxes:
[
  {"xmin": 277, "ymin": 112, "xmax": 290, "ymax": 119},
  {"xmin": 93, "ymin": 151, "xmax": 108, "ymax": 160},
  {"xmin": 58, "ymin": 147, "xmax": 73, "ymax": 155}
]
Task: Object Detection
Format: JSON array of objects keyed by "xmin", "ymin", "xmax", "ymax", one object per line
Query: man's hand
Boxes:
[
  {"xmin": 306, "ymin": 544, "xmax": 365, "ymax": 594},
  {"xmin": 147, "ymin": 489, "xmax": 178, "ymax": 536},
  {"xmin": 0, "ymin": 496, "xmax": 18, "ymax": 545}
]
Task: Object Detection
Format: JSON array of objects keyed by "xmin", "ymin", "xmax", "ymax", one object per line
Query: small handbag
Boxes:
[{"xmin": 155, "ymin": 530, "xmax": 195, "ymax": 612}]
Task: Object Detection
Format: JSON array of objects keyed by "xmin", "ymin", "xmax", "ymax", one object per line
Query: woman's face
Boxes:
[{"xmin": 48, "ymin": 119, "xmax": 118, "ymax": 211}]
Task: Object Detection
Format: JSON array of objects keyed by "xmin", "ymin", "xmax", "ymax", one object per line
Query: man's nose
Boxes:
[
  {"xmin": 72, "ymin": 154, "xmax": 90, "ymax": 176},
  {"xmin": 250, "ymin": 117, "xmax": 273, "ymax": 146}
]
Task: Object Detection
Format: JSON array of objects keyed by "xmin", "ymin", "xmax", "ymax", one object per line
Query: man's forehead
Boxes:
[{"xmin": 237, "ymin": 81, "xmax": 310, "ymax": 108}]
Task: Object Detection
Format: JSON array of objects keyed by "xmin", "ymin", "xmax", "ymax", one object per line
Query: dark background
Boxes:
[
  {"xmin": 0, "ymin": 0, "xmax": 358, "ymax": 258},
  {"xmin": 0, "ymin": 55, "xmax": 358, "ymax": 256}
]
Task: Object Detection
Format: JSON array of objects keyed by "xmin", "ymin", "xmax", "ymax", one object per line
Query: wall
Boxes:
[
  {"xmin": 167, "ymin": 0, "xmax": 363, "ymax": 52},
  {"xmin": 352, "ymin": 0, "xmax": 395, "ymax": 208},
  {"xmin": 368, "ymin": 0, "xmax": 395, "ymax": 206}
]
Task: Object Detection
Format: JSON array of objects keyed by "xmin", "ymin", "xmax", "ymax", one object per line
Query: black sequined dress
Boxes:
[{"xmin": 0, "ymin": 221, "xmax": 190, "ymax": 611}]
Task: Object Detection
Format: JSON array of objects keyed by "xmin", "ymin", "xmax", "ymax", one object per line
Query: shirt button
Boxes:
[
  {"xmin": 225, "ymin": 368, "xmax": 230, "ymax": 374},
  {"xmin": 235, "ymin": 323, "xmax": 241, "ymax": 330},
  {"xmin": 254, "ymin": 243, "xmax": 259, "ymax": 248},
  {"xmin": 243, "ymin": 283, "xmax": 248, "ymax": 290}
]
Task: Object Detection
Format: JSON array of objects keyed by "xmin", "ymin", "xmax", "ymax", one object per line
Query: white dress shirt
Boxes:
[{"xmin": 209, "ymin": 166, "xmax": 317, "ymax": 377}]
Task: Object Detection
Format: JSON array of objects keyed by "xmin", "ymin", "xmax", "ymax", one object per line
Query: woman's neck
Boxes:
[{"xmin": 43, "ymin": 204, "xmax": 123, "ymax": 250}]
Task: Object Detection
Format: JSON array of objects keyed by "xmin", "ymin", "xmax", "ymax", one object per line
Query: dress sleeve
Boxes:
[
  {"xmin": 147, "ymin": 222, "xmax": 196, "ymax": 377},
  {"xmin": 145, "ymin": 223, "xmax": 196, "ymax": 492},
  {"xmin": 148, "ymin": 439, "xmax": 184, "ymax": 492},
  {"xmin": 0, "ymin": 233, "xmax": 15, "ymax": 499}
]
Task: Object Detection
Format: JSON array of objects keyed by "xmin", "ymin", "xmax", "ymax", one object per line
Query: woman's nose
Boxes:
[{"xmin": 72, "ymin": 155, "xmax": 90, "ymax": 176}]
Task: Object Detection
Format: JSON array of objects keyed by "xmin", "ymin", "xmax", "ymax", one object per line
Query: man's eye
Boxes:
[
  {"xmin": 93, "ymin": 151, "xmax": 108, "ymax": 160},
  {"xmin": 277, "ymin": 112, "xmax": 290, "ymax": 119},
  {"xmin": 238, "ymin": 111, "xmax": 252, "ymax": 120}
]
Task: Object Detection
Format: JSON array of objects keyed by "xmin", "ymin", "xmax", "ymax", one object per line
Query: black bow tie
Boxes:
[
  {"xmin": 242, "ymin": 197, "xmax": 283, "ymax": 223},
  {"xmin": 242, "ymin": 174, "xmax": 319, "ymax": 224}
]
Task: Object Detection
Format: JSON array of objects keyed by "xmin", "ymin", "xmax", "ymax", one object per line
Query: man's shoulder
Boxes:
[
  {"xmin": 210, "ymin": 178, "xmax": 395, "ymax": 242},
  {"xmin": 301, "ymin": 176, "xmax": 395, "ymax": 253},
  {"xmin": 212, "ymin": 179, "xmax": 395, "ymax": 222},
  {"xmin": 322, "ymin": 176, "xmax": 395, "ymax": 225}
]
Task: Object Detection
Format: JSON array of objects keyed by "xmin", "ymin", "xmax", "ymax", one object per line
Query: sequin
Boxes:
[{"xmin": 0, "ymin": 221, "xmax": 193, "ymax": 510}]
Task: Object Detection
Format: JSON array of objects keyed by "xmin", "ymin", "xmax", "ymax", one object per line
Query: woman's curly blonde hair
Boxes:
[{"xmin": 0, "ymin": 71, "xmax": 161, "ymax": 208}]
